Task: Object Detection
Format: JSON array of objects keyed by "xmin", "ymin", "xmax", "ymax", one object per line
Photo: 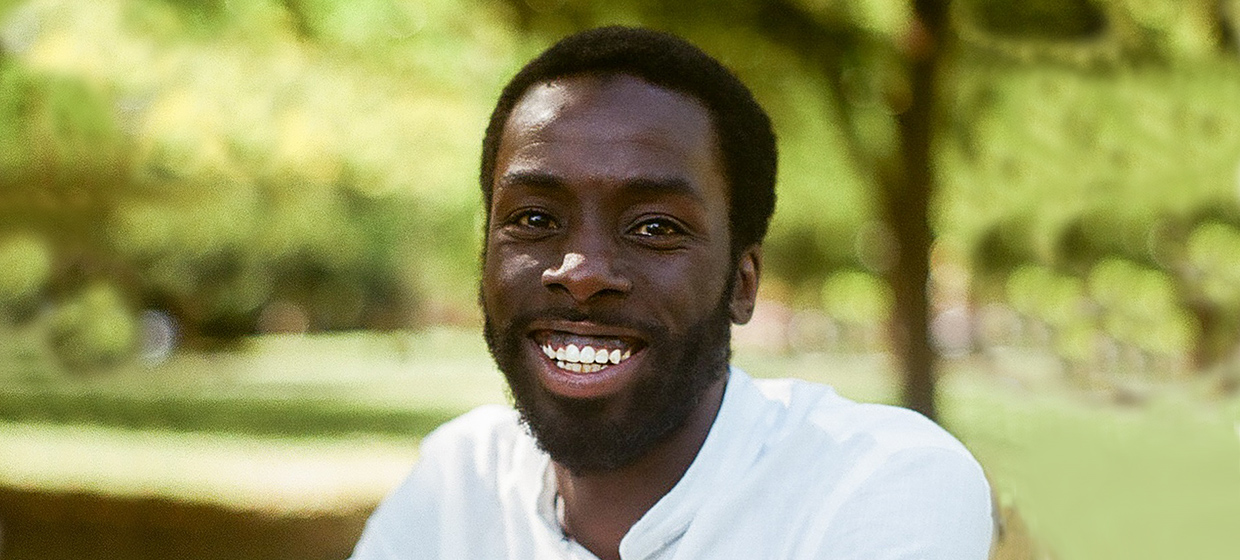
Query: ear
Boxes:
[{"xmin": 728, "ymin": 244, "xmax": 762, "ymax": 325}]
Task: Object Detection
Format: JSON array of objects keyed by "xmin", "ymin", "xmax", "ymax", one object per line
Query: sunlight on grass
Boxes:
[
  {"xmin": 943, "ymin": 368, "xmax": 1240, "ymax": 560},
  {"xmin": 0, "ymin": 420, "xmax": 419, "ymax": 515}
]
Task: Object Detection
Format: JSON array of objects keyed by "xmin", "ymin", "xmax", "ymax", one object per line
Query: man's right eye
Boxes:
[{"xmin": 512, "ymin": 210, "xmax": 558, "ymax": 230}]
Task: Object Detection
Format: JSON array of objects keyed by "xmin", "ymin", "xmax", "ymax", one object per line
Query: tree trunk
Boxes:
[{"xmin": 884, "ymin": 0, "xmax": 948, "ymax": 421}]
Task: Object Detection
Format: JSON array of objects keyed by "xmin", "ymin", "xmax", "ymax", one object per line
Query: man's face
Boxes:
[{"xmin": 481, "ymin": 74, "xmax": 751, "ymax": 474}]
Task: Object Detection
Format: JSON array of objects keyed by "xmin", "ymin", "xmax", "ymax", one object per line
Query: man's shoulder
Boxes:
[
  {"xmin": 723, "ymin": 375, "xmax": 993, "ymax": 557},
  {"xmin": 349, "ymin": 406, "xmax": 543, "ymax": 560},
  {"xmin": 749, "ymin": 376, "xmax": 975, "ymax": 460}
]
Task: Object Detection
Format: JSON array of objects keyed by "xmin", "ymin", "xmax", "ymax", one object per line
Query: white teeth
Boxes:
[
  {"xmin": 556, "ymin": 360, "xmax": 597, "ymax": 373},
  {"xmin": 544, "ymin": 341, "xmax": 635, "ymax": 371}
]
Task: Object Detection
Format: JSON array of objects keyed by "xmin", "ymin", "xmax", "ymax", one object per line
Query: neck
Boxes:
[{"xmin": 553, "ymin": 374, "xmax": 728, "ymax": 560}]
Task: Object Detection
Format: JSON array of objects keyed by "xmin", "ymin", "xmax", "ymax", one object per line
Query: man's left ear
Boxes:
[{"xmin": 729, "ymin": 245, "xmax": 762, "ymax": 325}]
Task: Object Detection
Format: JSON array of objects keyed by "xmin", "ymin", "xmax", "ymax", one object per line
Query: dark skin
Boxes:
[{"xmin": 483, "ymin": 74, "xmax": 761, "ymax": 560}]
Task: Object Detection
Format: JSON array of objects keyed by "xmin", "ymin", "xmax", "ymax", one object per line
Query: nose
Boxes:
[{"xmin": 542, "ymin": 251, "xmax": 631, "ymax": 303}]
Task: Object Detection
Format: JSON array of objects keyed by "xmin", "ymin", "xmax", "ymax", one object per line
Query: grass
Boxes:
[
  {"xmin": 0, "ymin": 421, "xmax": 418, "ymax": 515},
  {"xmin": 0, "ymin": 324, "xmax": 506, "ymax": 436},
  {"xmin": 942, "ymin": 366, "xmax": 1240, "ymax": 560}
]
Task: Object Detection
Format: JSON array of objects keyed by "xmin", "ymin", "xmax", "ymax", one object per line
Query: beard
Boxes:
[{"xmin": 483, "ymin": 294, "xmax": 733, "ymax": 476}]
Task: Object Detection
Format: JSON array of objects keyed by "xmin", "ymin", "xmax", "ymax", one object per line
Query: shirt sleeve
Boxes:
[
  {"xmin": 348, "ymin": 406, "xmax": 516, "ymax": 560},
  {"xmin": 808, "ymin": 446, "xmax": 995, "ymax": 560},
  {"xmin": 348, "ymin": 436, "xmax": 447, "ymax": 560}
]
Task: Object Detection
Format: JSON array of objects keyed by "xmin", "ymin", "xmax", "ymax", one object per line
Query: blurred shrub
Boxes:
[
  {"xmin": 821, "ymin": 270, "xmax": 892, "ymax": 326},
  {"xmin": 1088, "ymin": 259, "xmax": 1197, "ymax": 358},
  {"xmin": 972, "ymin": 216, "xmax": 1041, "ymax": 290},
  {"xmin": 1186, "ymin": 222, "xmax": 1240, "ymax": 307},
  {"xmin": 1006, "ymin": 265, "xmax": 1084, "ymax": 328},
  {"xmin": 47, "ymin": 282, "xmax": 138, "ymax": 370},
  {"xmin": 1054, "ymin": 210, "xmax": 1163, "ymax": 274},
  {"xmin": 964, "ymin": 0, "xmax": 1107, "ymax": 40},
  {"xmin": 0, "ymin": 232, "xmax": 53, "ymax": 320}
]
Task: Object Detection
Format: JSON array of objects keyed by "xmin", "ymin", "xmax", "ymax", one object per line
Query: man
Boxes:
[{"xmin": 351, "ymin": 26, "xmax": 993, "ymax": 560}]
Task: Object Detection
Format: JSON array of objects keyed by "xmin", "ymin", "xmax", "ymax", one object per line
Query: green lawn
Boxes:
[
  {"xmin": 942, "ymin": 365, "xmax": 1240, "ymax": 560},
  {"xmin": 2, "ymin": 327, "xmax": 1238, "ymax": 559}
]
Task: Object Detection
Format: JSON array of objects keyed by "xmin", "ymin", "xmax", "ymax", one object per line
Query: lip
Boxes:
[
  {"xmin": 526, "ymin": 319, "xmax": 647, "ymax": 341},
  {"xmin": 525, "ymin": 320, "xmax": 647, "ymax": 400}
]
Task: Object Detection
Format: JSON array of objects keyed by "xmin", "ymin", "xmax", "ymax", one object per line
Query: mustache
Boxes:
[{"xmin": 502, "ymin": 306, "xmax": 668, "ymax": 340}]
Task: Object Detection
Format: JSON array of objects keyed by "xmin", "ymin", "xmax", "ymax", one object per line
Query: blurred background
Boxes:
[{"xmin": 0, "ymin": 0, "xmax": 1238, "ymax": 558}]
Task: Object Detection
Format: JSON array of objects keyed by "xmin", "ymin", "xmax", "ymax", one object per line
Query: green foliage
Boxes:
[
  {"xmin": 943, "ymin": 55, "xmax": 1240, "ymax": 370},
  {"xmin": 1187, "ymin": 222, "xmax": 1240, "ymax": 306},
  {"xmin": 972, "ymin": 215, "xmax": 1042, "ymax": 281},
  {"xmin": 820, "ymin": 269, "xmax": 891, "ymax": 325},
  {"xmin": 1006, "ymin": 265, "xmax": 1085, "ymax": 327},
  {"xmin": 1088, "ymin": 258, "xmax": 1197, "ymax": 355},
  {"xmin": 2, "ymin": 0, "xmax": 1239, "ymax": 372},
  {"xmin": 47, "ymin": 282, "xmax": 137, "ymax": 370},
  {"xmin": 0, "ymin": 0, "xmax": 543, "ymax": 348},
  {"xmin": 0, "ymin": 61, "xmax": 130, "ymax": 239},
  {"xmin": 0, "ymin": 233, "xmax": 53, "ymax": 316},
  {"xmin": 965, "ymin": 0, "xmax": 1108, "ymax": 40}
]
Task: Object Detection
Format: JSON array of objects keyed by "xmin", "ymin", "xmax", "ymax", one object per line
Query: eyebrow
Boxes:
[
  {"xmin": 497, "ymin": 170, "xmax": 564, "ymax": 191},
  {"xmin": 497, "ymin": 171, "xmax": 703, "ymax": 202}
]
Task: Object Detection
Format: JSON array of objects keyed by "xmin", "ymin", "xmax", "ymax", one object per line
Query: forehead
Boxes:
[{"xmin": 493, "ymin": 74, "xmax": 724, "ymax": 199}]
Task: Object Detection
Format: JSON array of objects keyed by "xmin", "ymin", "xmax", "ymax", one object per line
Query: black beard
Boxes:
[{"xmin": 483, "ymin": 298, "xmax": 732, "ymax": 475}]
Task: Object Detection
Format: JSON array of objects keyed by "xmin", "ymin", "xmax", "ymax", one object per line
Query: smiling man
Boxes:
[{"xmin": 350, "ymin": 26, "xmax": 993, "ymax": 560}]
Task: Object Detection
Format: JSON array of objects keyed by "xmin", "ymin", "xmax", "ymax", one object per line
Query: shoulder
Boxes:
[
  {"xmin": 349, "ymin": 405, "xmax": 540, "ymax": 560},
  {"xmin": 752, "ymin": 377, "xmax": 976, "ymax": 460},
  {"xmin": 405, "ymin": 404, "xmax": 540, "ymax": 505},
  {"xmin": 747, "ymin": 378, "xmax": 994, "ymax": 558}
]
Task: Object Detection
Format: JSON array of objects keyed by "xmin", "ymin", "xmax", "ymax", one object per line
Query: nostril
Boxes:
[
  {"xmin": 544, "ymin": 253, "xmax": 586, "ymax": 280},
  {"xmin": 541, "ymin": 252, "xmax": 630, "ymax": 301}
]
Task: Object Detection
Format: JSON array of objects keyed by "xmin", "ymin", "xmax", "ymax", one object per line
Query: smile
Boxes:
[
  {"xmin": 540, "ymin": 342, "xmax": 634, "ymax": 373},
  {"xmin": 533, "ymin": 330, "xmax": 639, "ymax": 372},
  {"xmin": 528, "ymin": 327, "xmax": 646, "ymax": 399}
]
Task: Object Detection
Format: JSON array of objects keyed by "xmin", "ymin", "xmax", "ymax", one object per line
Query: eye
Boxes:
[
  {"xmin": 630, "ymin": 218, "xmax": 683, "ymax": 238},
  {"xmin": 512, "ymin": 210, "xmax": 558, "ymax": 230}
]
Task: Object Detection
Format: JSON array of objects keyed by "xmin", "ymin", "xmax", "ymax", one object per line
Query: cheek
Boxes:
[
  {"xmin": 497, "ymin": 252, "xmax": 541, "ymax": 285},
  {"xmin": 482, "ymin": 247, "xmax": 545, "ymax": 308},
  {"xmin": 641, "ymin": 257, "xmax": 731, "ymax": 322}
]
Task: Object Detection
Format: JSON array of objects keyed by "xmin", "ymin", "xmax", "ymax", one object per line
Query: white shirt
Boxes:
[{"xmin": 350, "ymin": 368, "xmax": 993, "ymax": 559}]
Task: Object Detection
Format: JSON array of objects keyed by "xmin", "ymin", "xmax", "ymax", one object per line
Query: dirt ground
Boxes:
[{"xmin": 0, "ymin": 487, "xmax": 370, "ymax": 560}]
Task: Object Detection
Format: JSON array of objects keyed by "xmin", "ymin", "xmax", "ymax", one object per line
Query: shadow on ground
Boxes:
[{"xmin": 0, "ymin": 487, "xmax": 369, "ymax": 560}]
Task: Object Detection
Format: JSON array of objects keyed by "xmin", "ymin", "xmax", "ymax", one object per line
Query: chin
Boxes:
[{"xmin": 483, "ymin": 302, "xmax": 732, "ymax": 474}]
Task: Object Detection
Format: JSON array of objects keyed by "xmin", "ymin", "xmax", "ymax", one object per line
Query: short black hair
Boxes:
[{"xmin": 479, "ymin": 26, "xmax": 777, "ymax": 255}]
